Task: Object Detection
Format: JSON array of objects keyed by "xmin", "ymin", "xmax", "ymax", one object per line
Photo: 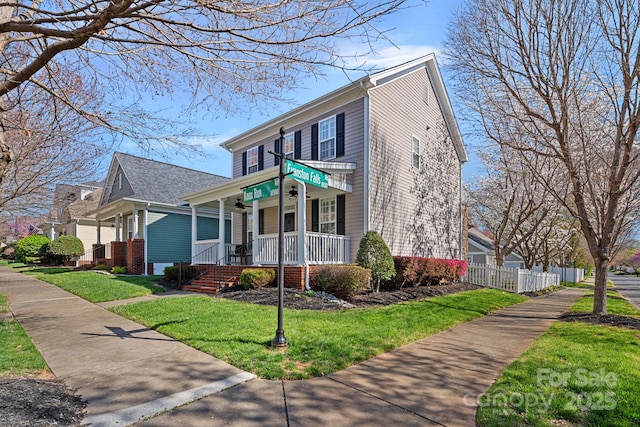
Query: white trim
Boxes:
[
  {"xmin": 191, "ymin": 206, "xmax": 197, "ymax": 262},
  {"xmin": 144, "ymin": 207, "xmax": 148, "ymax": 275},
  {"xmin": 318, "ymin": 115, "xmax": 336, "ymax": 161},
  {"xmin": 252, "ymin": 200, "xmax": 259, "ymax": 265},
  {"xmin": 246, "ymin": 146, "xmax": 259, "ymax": 174},
  {"xmin": 218, "ymin": 199, "xmax": 226, "ymax": 263},
  {"xmin": 363, "ymin": 89, "xmax": 370, "ymax": 233}
]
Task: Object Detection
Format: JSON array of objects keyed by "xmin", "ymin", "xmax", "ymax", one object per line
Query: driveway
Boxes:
[{"xmin": 608, "ymin": 272, "xmax": 640, "ymax": 309}]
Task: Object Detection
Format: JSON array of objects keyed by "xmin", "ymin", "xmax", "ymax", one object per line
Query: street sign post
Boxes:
[{"xmin": 285, "ymin": 160, "xmax": 329, "ymax": 189}]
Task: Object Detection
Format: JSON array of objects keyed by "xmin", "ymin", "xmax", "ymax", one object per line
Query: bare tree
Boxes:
[
  {"xmin": 446, "ymin": 0, "xmax": 640, "ymax": 315},
  {"xmin": 466, "ymin": 146, "xmax": 552, "ymax": 267},
  {"xmin": 0, "ymin": 0, "xmax": 409, "ymax": 181},
  {"xmin": 0, "ymin": 75, "xmax": 106, "ymax": 217}
]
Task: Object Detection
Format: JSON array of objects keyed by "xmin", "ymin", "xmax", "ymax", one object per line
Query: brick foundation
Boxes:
[
  {"xmin": 127, "ymin": 239, "xmax": 145, "ymax": 275},
  {"xmin": 111, "ymin": 241, "xmax": 127, "ymax": 269},
  {"xmin": 188, "ymin": 264, "xmax": 318, "ymax": 290}
]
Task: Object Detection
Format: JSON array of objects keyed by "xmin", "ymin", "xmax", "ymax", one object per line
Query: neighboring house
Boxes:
[
  {"xmin": 40, "ymin": 183, "xmax": 116, "ymax": 255},
  {"xmin": 467, "ymin": 227, "xmax": 525, "ymax": 269},
  {"xmin": 181, "ymin": 55, "xmax": 468, "ymax": 287},
  {"xmin": 91, "ymin": 152, "xmax": 231, "ymax": 274}
]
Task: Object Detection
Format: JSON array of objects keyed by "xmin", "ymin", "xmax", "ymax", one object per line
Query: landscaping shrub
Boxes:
[
  {"xmin": 92, "ymin": 264, "xmax": 108, "ymax": 270},
  {"xmin": 310, "ymin": 264, "xmax": 371, "ymax": 300},
  {"xmin": 1, "ymin": 244, "xmax": 16, "ymax": 260},
  {"xmin": 164, "ymin": 265, "xmax": 199, "ymax": 281},
  {"xmin": 355, "ymin": 231, "xmax": 395, "ymax": 292},
  {"xmin": 45, "ymin": 236, "xmax": 84, "ymax": 265},
  {"xmin": 15, "ymin": 235, "xmax": 50, "ymax": 263},
  {"xmin": 240, "ymin": 268, "xmax": 276, "ymax": 289},
  {"xmin": 385, "ymin": 257, "xmax": 468, "ymax": 289},
  {"xmin": 111, "ymin": 266, "xmax": 127, "ymax": 274}
]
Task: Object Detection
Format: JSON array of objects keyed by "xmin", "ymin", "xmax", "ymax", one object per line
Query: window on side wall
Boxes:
[
  {"xmin": 320, "ymin": 198, "xmax": 336, "ymax": 234},
  {"xmin": 319, "ymin": 116, "xmax": 336, "ymax": 160},
  {"xmin": 246, "ymin": 146, "xmax": 259, "ymax": 174},
  {"xmin": 284, "ymin": 133, "xmax": 294, "ymax": 160},
  {"xmin": 412, "ymin": 136, "xmax": 420, "ymax": 169}
]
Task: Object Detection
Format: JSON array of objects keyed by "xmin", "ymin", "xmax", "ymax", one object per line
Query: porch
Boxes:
[{"xmin": 193, "ymin": 231, "xmax": 351, "ymax": 265}]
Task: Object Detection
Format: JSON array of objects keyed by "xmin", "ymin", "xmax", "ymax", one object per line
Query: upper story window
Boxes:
[
  {"xmin": 246, "ymin": 146, "xmax": 259, "ymax": 174},
  {"xmin": 284, "ymin": 133, "xmax": 294, "ymax": 160},
  {"xmin": 412, "ymin": 136, "xmax": 420, "ymax": 169},
  {"xmin": 319, "ymin": 116, "xmax": 336, "ymax": 160},
  {"xmin": 320, "ymin": 197, "xmax": 336, "ymax": 234}
]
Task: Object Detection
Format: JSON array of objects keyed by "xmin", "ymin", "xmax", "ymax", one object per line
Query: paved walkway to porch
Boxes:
[{"xmin": 0, "ymin": 266, "xmax": 585, "ymax": 426}]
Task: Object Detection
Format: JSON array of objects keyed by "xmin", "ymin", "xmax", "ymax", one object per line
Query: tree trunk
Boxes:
[
  {"xmin": 495, "ymin": 251, "xmax": 504, "ymax": 267},
  {"xmin": 592, "ymin": 256, "xmax": 608, "ymax": 316}
]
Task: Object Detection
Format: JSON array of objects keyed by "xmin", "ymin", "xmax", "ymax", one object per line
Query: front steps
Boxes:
[{"xmin": 182, "ymin": 270, "xmax": 239, "ymax": 294}]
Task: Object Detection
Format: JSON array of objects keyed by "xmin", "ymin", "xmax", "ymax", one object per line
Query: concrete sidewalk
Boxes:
[{"xmin": 0, "ymin": 266, "xmax": 584, "ymax": 426}]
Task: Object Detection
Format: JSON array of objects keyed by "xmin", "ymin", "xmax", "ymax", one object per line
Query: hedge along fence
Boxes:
[{"xmin": 385, "ymin": 257, "xmax": 468, "ymax": 289}]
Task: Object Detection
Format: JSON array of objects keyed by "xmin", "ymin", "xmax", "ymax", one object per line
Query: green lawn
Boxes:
[
  {"xmin": 0, "ymin": 294, "xmax": 48, "ymax": 375},
  {"xmin": 111, "ymin": 288, "xmax": 527, "ymax": 379},
  {"xmin": 476, "ymin": 291, "xmax": 640, "ymax": 427},
  {"xmin": 24, "ymin": 268, "xmax": 164, "ymax": 302}
]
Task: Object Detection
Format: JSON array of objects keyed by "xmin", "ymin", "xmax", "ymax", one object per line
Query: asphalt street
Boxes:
[{"xmin": 608, "ymin": 272, "xmax": 640, "ymax": 309}]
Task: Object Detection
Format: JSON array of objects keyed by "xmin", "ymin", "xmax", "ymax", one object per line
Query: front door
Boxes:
[{"xmin": 284, "ymin": 212, "xmax": 295, "ymax": 232}]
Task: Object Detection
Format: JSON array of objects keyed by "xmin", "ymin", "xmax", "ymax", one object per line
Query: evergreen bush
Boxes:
[
  {"xmin": 15, "ymin": 235, "xmax": 50, "ymax": 263},
  {"xmin": 355, "ymin": 231, "xmax": 395, "ymax": 292},
  {"xmin": 240, "ymin": 268, "xmax": 276, "ymax": 289},
  {"xmin": 46, "ymin": 236, "xmax": 84, "ymax": 265},
  {"xmin": 310, "ymin": 264, "xmax": 370, "ymax": 299}
]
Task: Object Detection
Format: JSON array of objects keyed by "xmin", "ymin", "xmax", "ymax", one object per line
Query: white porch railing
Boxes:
[
  {"xmin": 464, "ymin": 263, "xmax": 559, "ymax": 293},
  {"xmin": 253, "ymin": 232, "xmax": 350, "ymax": 265},
  {"xmin": 192, "ymin": 241, "xmax": 238, "ymax": 265}
]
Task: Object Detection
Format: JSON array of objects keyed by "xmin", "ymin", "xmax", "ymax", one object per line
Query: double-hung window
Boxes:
[
  {"xmin": 320, "ymin": 198, "xmax": 336, "ymax": 234},
  {"xmin": 319, "ymin": 117, "xmax": 336, "ymax": 160},
  {"xmin": 284, "ymin": 133, "xmax": 294, "ymax": 160},
  {"xmin": 412, "ymin": 136, "xmax": 420, "ymax": 169},
  {"xmin": 246, "ymin": 147, "xmax": 259, "ymax": 174}
]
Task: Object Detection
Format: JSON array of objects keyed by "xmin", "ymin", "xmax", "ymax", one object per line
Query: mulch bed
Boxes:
[
  {"xmin": 214, "ymin": 282, "xmax": 482, "ymax": 310},
  {"xmin": 559, "ymin": 312, "xmax": 640, "ymax": 330},
  {"xmin": 0, "ymin": 375, "xmax": 86, "ymax": 426}
]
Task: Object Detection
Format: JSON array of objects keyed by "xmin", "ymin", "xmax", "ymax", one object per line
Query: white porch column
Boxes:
[
  {"xmin": 218, "ymin": 199, "xmax": 226, "ymax": 264},
  {"xmin": 143, "ymin": 207, "xmax": 149, "ymax": 275},
  {"xmin": 96, "ymin": 220, "xmax": 101, "ymax": 244},
  {"xmin": 191, "ymin": 205, "xmax": 197, "ymax": 261},
  {"xmin": 297, "ymin": 182, "xmax": 307, "ymax": 265},
  {"xmin": 115, "ymin": 214, "xmax": 121, "ymax": 242},
  {"xmin": 133, "ymin": 208, "xmax": 139, "ymax": 239},
  {"xmin": 252, "ymin": 200, "xmax": 259, "ymax": 265},
  {"xmin": 49, "ymin": 226, "xmax": 55, "ymax": 241}
]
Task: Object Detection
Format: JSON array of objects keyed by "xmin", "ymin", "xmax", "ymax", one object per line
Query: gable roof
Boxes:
[
  {"xmin": 64, "ymin": 188, "xmax": 104, "ymax": 221},
  {"xmin": 100, "ymin": 152, "xmax": 230, "ymax": 207},
  {"xmin": 220, "ymin": 54, "xmax": 468, "ymax": 163},
  {"xmin": 468, "ymin": 227, "xmax": 495, "ymax": 251}
]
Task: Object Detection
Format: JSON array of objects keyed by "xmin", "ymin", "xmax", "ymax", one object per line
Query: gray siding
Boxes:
[
  {"xmin": 231, "ymin": 99, "xmax": 366, "ymax": 262},
  {"xmin": 369, "ymin": 67, "xmax": 462, "ymax": 259},
  {"xmin": 107, "ymin": 165, "xmax": 134, "ymax": 203}
]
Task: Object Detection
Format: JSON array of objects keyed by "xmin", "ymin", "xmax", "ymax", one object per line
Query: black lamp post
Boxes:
[{"xmin": 272, "ymin": 127, "xmax": 288, "ymax": 347}]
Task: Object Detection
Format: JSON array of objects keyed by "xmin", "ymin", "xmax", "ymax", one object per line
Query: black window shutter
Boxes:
[
  {"xmin": 294, "ymin": 130, "xmax": 302, "ymax": 159},
  {"xmin": 311, "ymin": 199, "xmax": 319, "ymax": 232},
  {"xmin": 258, "ymin": 145, "xmax": 264, "ymax": 171},
  {"xmin": 311, "ymin": 123, "xmax": 319, "ymax": 160},
  {"xmin": 337, "ymin": 194, "xmax": 346, "ymax": 235},
  {"xmin": 274, "ymin": 139, "xmax": 280, "ymax": 166},
  {"xmin": 336, "ymin": 113, "xmax": 345, "ymax": 157},
  {"xmin": 242, "ymin": 152, "xmax": 247, "ymax": 176},
  {"xmin": 259, "ymin": 209, "xmax": 265, "ymax": 234},
  {"xmin": 242, "ymin": 212, "xmax": 248, "ymax": 245}
]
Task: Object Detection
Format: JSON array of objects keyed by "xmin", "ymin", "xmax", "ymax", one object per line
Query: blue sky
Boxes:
[{"xmin": 119, "ymin": 0, "xmax": 483, "ymax": 182}]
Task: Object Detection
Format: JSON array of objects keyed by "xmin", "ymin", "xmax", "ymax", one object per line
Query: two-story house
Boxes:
[{"xmin": 182, "ymin": 54, "xmax": 468, "ymax": 288}]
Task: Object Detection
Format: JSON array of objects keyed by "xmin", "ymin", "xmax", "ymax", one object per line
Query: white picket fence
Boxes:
[{"xmin": 464, "ymin": 263, "xmax": 559, "ymax": 294}]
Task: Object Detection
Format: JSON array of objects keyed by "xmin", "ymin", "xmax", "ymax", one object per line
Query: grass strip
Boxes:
[
  {"xmin": 24, "ymin": 268, "xmax": 163, "ymax": 303},
  {"xmin": 0, "ymin": 294, "xmax": 48, "ymax": 375},
  {"xmin": 111, "ymin": 288, "xmax": 527, "ymax": 379},
  {"xmin": 476, "ymin": 291, "xmax": 640, "ymax": 427}
]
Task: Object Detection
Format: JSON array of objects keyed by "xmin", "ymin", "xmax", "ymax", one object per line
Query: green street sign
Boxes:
[
  {"xmin": 243, "ymin": 179, "xmax": 279, "ymax": 203},
  {"xmin": 285, "ymin": 160, "xmax": 329, "ymax": 189}
]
